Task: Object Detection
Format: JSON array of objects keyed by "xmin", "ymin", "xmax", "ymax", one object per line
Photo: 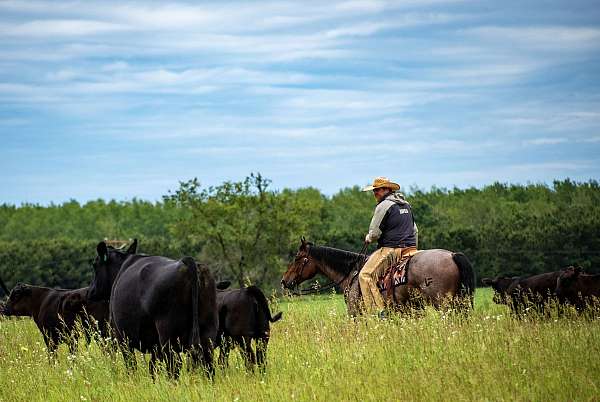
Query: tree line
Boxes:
[{"xmin": 0, "ymin": 175, "xmax": 598, "ymax": 293}]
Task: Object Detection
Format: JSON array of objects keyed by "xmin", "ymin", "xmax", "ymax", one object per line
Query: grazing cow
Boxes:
[
  {"xmin": 2, "ymin": 284, "xmax": 109, "ymax": 354},
  {"xmin": 216, "ymin": 285, "xmax": 282, "ymax": 371},
  {"xmin": 556, "ymin": 266, "xmax": 600, "ymax": 310},
  {"xmin": 481, "ymin": 276, "xmax": 521, "ymax": 305},
  {"xmin": 87, "ymin": 239, "xmax": 218, "ymax": 378}
]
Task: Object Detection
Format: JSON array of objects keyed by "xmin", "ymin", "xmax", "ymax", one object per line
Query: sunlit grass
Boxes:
[{"xmin": 1, "ymin": 288, "xmax": 599, "ymax": 401}]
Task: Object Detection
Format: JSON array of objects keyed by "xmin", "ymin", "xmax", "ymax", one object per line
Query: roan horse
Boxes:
[{"xmin": 281, "ymin": 238, "xmax": 476, "ymax": 316}]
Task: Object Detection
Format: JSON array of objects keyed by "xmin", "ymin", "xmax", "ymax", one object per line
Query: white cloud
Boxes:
[
  {"xmin": 2, "ymin": 19, "xmax": 128, "ymax": 37},
  {"xmin": 465, "ymin": 26, "xmax": 600, "ymax": 52},
  {"xmin": 524, "ymin": 137, "xmax": 569, "ymax": 145}
]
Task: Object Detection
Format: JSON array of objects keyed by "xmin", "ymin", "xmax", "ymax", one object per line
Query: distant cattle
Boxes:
[
  {"xmin": 216, "ymin": 284, "xmax": 282, "ymax": 371},
  {"xmin": 2, "ymin": 284, "xmax": 109, "ymax": 354},
  {"xmin": 483, "ymin": 271, "xmax": 563, "ymax": 314},
  {"xmin": 556, "ymin": 266, "xmax": 600, "ymax": 310},
  {"xmin": 481, "ymin": 276, "xmax": 521, "ymax": 305},
  {"xmin": 87, "ymin": 239, "xmax": 218, "ymax": 378}
]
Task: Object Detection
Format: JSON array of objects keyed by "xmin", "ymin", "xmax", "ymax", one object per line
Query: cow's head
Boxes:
[
  {"xmin": 87, "ymin": 239, "xmax": 138, "ymax": 302},
  {"xmin": 61, "ymin": 292, "xmax": 85, "ymax": 316},
  {"xmin": 3, "ymin": 283, "xmax": 33, "ymax": 316},
  {"xmin": 482, "ymin": 276, "xmax": 520, "ymax": 304},
  {"xmin": 556, "ymin": 266, "xmax": 581, "ymax": 298},
  {"xmin": 281, "ymin": 237, "xmax": 319, "ymax": 289}
]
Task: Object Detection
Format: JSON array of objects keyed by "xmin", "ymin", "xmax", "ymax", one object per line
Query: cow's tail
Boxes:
[
  {"xmin": 182, "ymin": 256, "xmax": 201, "ymax": 347},
  {"xmin": 452, "ymin": 252, "xmax": 476, "ymax": 308},
  {"xmin": 246, "ymin": 286, "xmax": 283, "ymax": 324}
]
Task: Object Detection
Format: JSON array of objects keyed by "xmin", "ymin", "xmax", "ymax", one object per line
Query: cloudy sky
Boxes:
[{"xmin": 1, "ymin": 0, "xmax": 599, "ymax": 205}]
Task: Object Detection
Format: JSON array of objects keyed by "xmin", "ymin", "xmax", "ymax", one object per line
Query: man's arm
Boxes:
[{"xmin": 365, "ymin": 201, "xmax": 392, "ymax": 243}]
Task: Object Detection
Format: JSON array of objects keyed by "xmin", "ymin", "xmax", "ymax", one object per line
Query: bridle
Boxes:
[{"xmin": 290, "ymin": 243, "xmax": 369, "ymax": 296}]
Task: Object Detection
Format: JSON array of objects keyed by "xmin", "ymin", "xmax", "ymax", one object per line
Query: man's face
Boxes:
[{"xmin": 372, "ymin": 187, "xmax": 388, "ymax": 202}]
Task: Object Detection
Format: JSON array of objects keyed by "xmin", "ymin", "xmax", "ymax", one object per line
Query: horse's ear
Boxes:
[
  {"xmin": 127, "ymin": 238, "xmax": 138, "ymax": 254},
  {"xmin": 300, "ymin": 236, "xmax": 307, "ymax": 250},
  {"xmin": 97, "ymin": 241, "xmax": 108, "ymax": 263}
]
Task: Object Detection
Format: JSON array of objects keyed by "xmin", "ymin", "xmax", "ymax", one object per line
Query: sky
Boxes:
[{"xmin": 1, "ymin": 0, "xmax": 599, "ymax": 205}]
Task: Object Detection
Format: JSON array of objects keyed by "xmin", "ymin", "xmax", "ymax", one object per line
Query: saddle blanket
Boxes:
[{"xmin": 377, "ymin": 249, "xmax": 419, "ymax": 291}]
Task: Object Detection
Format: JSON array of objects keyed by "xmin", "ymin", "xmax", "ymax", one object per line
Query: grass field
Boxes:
[{"xmin": 1, "ymin": 288, "xmax": 599, "ymax": 401}]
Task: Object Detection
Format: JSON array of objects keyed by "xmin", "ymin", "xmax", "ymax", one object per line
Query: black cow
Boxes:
[
  {"xmin": 87, "ymin": 239, "xmax": 218, "ymax": 378},
  {"xmin": 508, "ymin": 271, "xmax": 563, "ymax": 314},
  {"xmin": 481, "ymin": 276, "xmax": 521, "ymax": 305},
  {"xmin": 556, "ymin": 266, "xmax": 600, "ymax": 310},
  {"xmin": 2, "ymin": 284, "xmax": 109, "ymax": 354},
  {"xmin": 216, "ymin": 285, "xmax": 282, "ymax": 371}
]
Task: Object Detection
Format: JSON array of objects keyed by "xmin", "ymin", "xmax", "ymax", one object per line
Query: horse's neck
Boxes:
[
  {"xmin": 316, "ymin": 262, "xmax": 349, "ymax": 284},
  {"xmin": 313, "ymin": 252, "xmax": 358, "ymax": 289}
]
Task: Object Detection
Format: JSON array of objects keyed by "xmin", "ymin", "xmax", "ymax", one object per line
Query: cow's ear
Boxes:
[
  {"xmin": 216, "ymin": 280, "xmax": 231, "ymax": 290},
  {"xmin": 127, "ymin": 238, "xmax": 138, "ymax": 254},
  {"xmin": 300, "ymin": 236, "xmax": 306, "ymax": 249},
  {"xmin": 573, "ymin": 266, "xmax": 582, "ymax": 277},
  {"xmin": 97, "ymin": 241, "xmax": 109, "ymax": 263},
  {"xmin": 481, "ymin": 278, "xmax": 491, "ymax": 286}
]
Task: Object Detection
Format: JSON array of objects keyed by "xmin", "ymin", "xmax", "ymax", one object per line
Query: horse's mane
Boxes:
[{"xmin": 308, "ymin": 244, "xmax": 365, "ymax": 275}]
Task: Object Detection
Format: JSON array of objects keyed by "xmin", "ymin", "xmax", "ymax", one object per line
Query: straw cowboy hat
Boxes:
[{"xmin": 362, "ymin": 176, "xmax": 400, "ymax": 192}]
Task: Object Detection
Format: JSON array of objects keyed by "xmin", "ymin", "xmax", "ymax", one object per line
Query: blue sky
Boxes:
[{"xmin": 1, "ymin": 0, "xmax": 599, "ymax": 205}]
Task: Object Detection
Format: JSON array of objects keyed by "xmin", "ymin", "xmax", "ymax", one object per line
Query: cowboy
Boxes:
[{"xmin": 360, "ymin": 176, "xmax": 418, "ymax": 317}]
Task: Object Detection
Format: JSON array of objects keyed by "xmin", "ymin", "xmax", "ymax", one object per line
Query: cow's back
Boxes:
[{"xmin": 516, "ymin": 271, "xmax": 561, "ymax": 296}]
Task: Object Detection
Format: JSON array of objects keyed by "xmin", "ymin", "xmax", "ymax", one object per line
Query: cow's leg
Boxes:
[
  {"xmin": 154, "ymin": 319, "xmax": 183, "ymax": 379},
  {"xmin": 256, "ymin": 337, "xmax": 268, "ymax": 373},
  {"xmin": 200, "ymin": 336, "xmax": 215, "ymax": 379},
  {"xmin": 119, "ymin": 342, "xmax": 138, "ymax": 373},
  {"xmin": 239, "ymin": 336, "xmax": 256, "ymax": 372},
  {"xmin": 149, "ymin": 346, "xmax": 163, "ymax": 380},
  {"xmin": 42, "ymin": 329, "xmax": 59, "ymax": 362},
  {"xmin": 162, "ymin": 341, "xmax": 182, "ymax": 379},
  {"xmin": 217, "ymin": 336, "xmax": 230, "ymax": 368}
]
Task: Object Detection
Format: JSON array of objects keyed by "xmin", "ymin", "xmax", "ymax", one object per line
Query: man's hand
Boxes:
[{"xmin": 364, "ymin": 233, "xmax": 371, "ymax": 244}]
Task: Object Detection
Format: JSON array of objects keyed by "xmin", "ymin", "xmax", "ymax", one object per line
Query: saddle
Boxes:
[{"xmin": 377, "ymin": 248, "xmax": 420, "ymax": 293}]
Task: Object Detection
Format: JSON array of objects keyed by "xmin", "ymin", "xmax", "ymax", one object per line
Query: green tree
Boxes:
[{"xmin": 164, "ymin": 173, "xmax": 318, "ymax": 288}]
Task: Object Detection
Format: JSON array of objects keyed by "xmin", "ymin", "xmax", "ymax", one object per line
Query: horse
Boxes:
[{"xmin": 281, "ymin": 238, "xmax": 476, "ymax": 316}]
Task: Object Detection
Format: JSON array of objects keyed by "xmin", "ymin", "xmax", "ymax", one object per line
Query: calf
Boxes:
[
  {"xmin": 216, "ymin": 285, "xmax": 282, "ymax": 371},
  {"xmin": 2, "ymin": 284, "xmax": 108, "ymax": 354},
  {"xmin": 556, "ymin": 266, "xmax": 600, "ymax": 310},
  {"xmin": 60, "ymin": 289, "xmax": 110, "ymax": 340},
  {"xmin": 481, "ymin": 276, "xmax": 521, "ymax": 305}
]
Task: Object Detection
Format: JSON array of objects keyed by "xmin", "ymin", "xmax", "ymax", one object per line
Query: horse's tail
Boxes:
[
  {"xmin": 452, "ymin": 252, "xmax": 476, "ymax": 308},
  {"xmin": 182, "ymin": 256, "xmax": 201, "ymax": 347}
]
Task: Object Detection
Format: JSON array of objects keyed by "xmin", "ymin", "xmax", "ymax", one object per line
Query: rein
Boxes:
[{"xmin": 292, "ymin": 243, "xmax": 369, "ymax": 295}]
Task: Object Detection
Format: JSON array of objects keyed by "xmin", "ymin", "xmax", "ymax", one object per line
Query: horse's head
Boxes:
[
  {"xmin": 87, "ymin": 239, "xmax": 138, "ymax": 302},
  {"xmin": 281, "ymin": 237, "xmax": 319, "ymax": 289}
]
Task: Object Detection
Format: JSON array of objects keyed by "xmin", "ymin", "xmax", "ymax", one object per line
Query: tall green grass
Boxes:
[{"xmin": 0, "ymin": 288, "xmax": 598, "ymax": 401}]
